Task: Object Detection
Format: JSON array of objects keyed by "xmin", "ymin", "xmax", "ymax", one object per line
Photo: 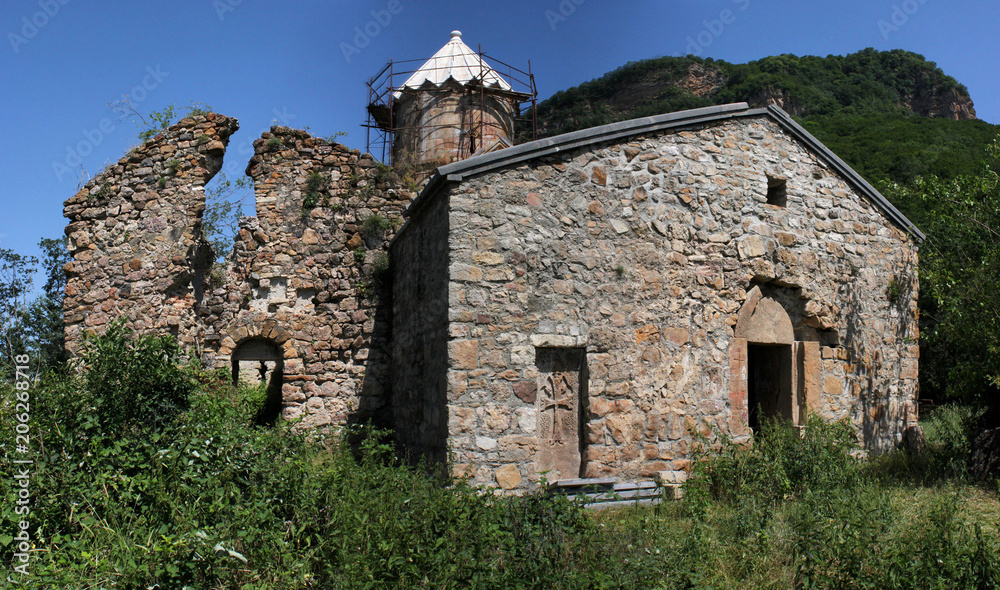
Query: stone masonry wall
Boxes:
[
  {"xmin": 212, "ymin": 126, "xmax": 412, "ymax": 428},
  {"xmin": 395, "ymin": 116, "xmax": 919, "ymax": 492},
  {"xmin": 65, "ymin": 108, "xmax": 920, "ymax": 492},
  {"xmin": 390, "ymin": 188, "xmax": 450, "ymax": 463},
  {"xmin": 64, "ymin": 116, "xmax": 413, "ymax": 430},
  {"xmin": 64, "ymin": 114, "xmax": 240, "ymax": 355}
]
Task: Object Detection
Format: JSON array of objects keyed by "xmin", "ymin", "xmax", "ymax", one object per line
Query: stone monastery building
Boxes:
[{"xmin": 63, "ymin": 33, "xmax": 921, "ymax": 492}]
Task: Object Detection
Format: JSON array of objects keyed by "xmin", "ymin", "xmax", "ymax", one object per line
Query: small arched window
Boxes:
[{"xmin": 231, "ymin": 338, "xmax": 284, "ymax": 425}]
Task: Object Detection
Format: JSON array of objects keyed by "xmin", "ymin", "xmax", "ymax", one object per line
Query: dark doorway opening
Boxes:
[
  {"xmin": 231, "ymin": 338, "xmax": 284, "ymax": 426},
  {"xmin": 747, "ymin": 343, "xmax": 793, "ymax": 433}
]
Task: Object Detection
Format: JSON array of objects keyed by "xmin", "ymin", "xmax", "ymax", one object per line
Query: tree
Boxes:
[
  {"xmin": 0, "ymin": 247, "xmax": 38, "ymax": 374},
  {"xmin": 23, "ymin": 237, "xmax": 71, "ymax": 371},
  {"xmin": 881, "ymin": 138, "xmax": 1000, "ymax": 420},
  {"xmin": 203, "ymin": 172, "xmax": 252, "ymax": 261}
]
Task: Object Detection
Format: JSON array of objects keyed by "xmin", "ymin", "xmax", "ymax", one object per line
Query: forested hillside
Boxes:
[{"xmin": 524, "ymin": 49, "xmax": 997, "ymax": 184}]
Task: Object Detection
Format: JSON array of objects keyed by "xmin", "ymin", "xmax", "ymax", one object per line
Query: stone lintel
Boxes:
[{"xmin": 530, "ymin": 334, "xmax": 587, "ymax": 348}]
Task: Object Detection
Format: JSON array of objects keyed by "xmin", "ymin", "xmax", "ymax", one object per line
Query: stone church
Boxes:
[{"xmin": 63, "ymin": 33, "xmax": 921, "ymax": 492}]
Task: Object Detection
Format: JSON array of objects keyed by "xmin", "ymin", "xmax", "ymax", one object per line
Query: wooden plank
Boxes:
[
  {"xmin": 612, "ymin": 481, "xmax": 658, "ymax": 491},
  {"xmin": 583, "ymin": 489, "xmax": 664, "ymax": 502},
  {"xmin": 549, "ymin": 478, "xmax": 684, "ymax": 509},
  {"xmin": 550, "ymin": 477, "xmax": 617, "ymax": 488},
  {"xmin": 585, "ymin": 498, "xmax": 663, "ymax": 510}
]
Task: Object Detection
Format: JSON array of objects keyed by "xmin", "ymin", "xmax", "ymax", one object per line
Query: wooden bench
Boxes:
[{"xmin": 548, "ymin": 475, "xmax": 684, "ymax": 509}]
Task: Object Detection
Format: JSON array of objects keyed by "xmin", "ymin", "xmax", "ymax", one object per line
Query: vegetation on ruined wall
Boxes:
[
  {"xmin": 1, "ymin": 328, "xmax": 998, "ymax": 589},
  {"xmin": 111, "ymin": 99, "xmax": 214, "ymax": 142},
  {"xmin": 115, "ymin": 102, "xmax": 250, "ymax": 260}
]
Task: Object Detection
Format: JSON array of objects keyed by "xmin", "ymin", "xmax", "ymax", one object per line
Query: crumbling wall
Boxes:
[
  {"xmin": 63, "ymin": 114, "xmax": 240, "ymax": 355},
  {"xmin": 64, "ymin": 116, "xmax": 414, "ymax": 430},
  {"xmin": 210, "ymin": 126, "xmax": 412, "ymax": 428}
]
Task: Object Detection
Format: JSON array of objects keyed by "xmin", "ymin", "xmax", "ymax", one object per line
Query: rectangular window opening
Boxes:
[{"xmin": 766, "ymin": 177, "xmax": 787, "ymax": 207}]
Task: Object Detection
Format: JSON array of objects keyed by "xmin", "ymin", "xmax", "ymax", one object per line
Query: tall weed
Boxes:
[
  {"xmin": 3, "ymin": 327, "xmax": 999, "ymax": 589},
  {"xmin": 77, "ymin": 319, "xmax": 194, "ymax": 433}
]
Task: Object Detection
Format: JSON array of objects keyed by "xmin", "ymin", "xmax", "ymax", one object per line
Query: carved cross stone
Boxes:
[
  {"xmin": 535, "ymin": 348, "xmax": 585, "ymax": 480},
  {"xmin": 540, "ymin": 373, "xmax": 574, "ymax": 443}
]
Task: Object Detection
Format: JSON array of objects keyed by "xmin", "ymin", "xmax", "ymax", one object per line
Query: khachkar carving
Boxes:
[{"xmin": 536, "ymin": 348, "xmax": 584, "ymax": 480}]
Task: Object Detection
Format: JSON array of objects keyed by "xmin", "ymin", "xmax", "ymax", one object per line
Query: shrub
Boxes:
[
  {"xmin": 870, "ymin": 404, "xmax": 980, "ymax": 483},
  {"xmin": 681, "ymin": 414, "xmax": 863, "ymax": 577},
  {"xmin": 371, "ymin": 251, "xmax": 390, "ymax": 284},
  {"xmin": 373, "ymin": 162, "xmax": 393, "ymax": 185},
  {"xmin": 687, "ymin": 415, "xmax": 860, "ymax": 514},
  {"xmin": 360, "ymin": 213, "xmax": 392, "ymax": 242},
  {"xmin": 302, "ymin": 172, "xmax": 326, "ymax": 212},
  {"xmin": 237, "ymin": 379, "xmax": 269, "ymax": 422},
  {"xmin": 77, "ymin": 319, "xmax": 193, "ymax": 433},
  {"xmin": 791, "ymin": 485, "xmax": 1000, "ymax": 589},
  {"xmin": 305, "ymin": 171, "xmax": 325, "ymax": 194},
  {"xmin": 922, "ymin": 404, "xmax": 978, "ymax": 463},
  {"xmin": 301, "ymin": 192, "xmax": 319, "ymax": 210}
]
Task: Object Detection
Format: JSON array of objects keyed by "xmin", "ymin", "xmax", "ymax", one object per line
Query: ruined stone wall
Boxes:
[
  {"xmin": 64, "ymin": 114, "xmax": 240, "ymax": 355},
  {"xmin": 394, "ymin": 116, "xmax": 919, "ymax": 491},
  {"xmin": 212, "ymin": 126, "xmax": 411, "ymax": 428},
  {"xmin": 64, "ymin": 116, "xmax": 413, "ymax": 430}
]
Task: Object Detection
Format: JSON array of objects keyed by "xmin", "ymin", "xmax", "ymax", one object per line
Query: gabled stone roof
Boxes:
[{"xmin": 407, "ymin": 103, "xmax": 925, "ymax": 241}]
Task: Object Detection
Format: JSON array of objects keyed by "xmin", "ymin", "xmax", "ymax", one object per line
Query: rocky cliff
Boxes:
[{"xmin": 532, "ymin": 49, "xmax": 977, "ymax": 141}]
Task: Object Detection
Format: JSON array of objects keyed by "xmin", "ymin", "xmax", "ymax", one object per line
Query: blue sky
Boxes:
[{"xmin": 2, "ymin": 0, "xmax": 998, "ymax": 289}]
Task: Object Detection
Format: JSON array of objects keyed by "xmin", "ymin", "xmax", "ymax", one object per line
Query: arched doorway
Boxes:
[
  {"xmin": 231, "ymin": 338, "xmax": 284, "ymax": 425},
  {"xmin": 747, "ymin": 343, "xmax": 793, "ymax": 432},
  {"xmin": 732, "ymin": 287, "xmax": 798, "ymax": 434}
]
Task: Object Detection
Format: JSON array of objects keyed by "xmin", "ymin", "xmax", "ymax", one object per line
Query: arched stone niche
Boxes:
[
  {"xmin": 222, "ymin": 320, "xmax": 296, "ymax": 425},
  {"xmin": 218, "ymin": 319, "xmax": 293, "ymax": 360},
  {"xmin": 231, "ymin": 337, "xmax": 285, "ymax": 425},
  {"xmin": 729, "ymin": 286, "xmax": 822, "ymax": 435}
]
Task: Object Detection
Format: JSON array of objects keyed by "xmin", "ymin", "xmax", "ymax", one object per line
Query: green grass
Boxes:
[{"xmin": 1, "ymin": 327, "xmax": 998, "ymax": 588}]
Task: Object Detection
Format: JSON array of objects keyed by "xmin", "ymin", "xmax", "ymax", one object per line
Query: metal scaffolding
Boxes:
[{"xmin": 365, "ymin": 47, "xmax": 537, "ymax": 166}]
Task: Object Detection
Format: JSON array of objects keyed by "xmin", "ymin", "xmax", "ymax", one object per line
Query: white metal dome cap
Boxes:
[{"xmin": 394, "ymin": 31, "xmax": 513, "ymax": 98}]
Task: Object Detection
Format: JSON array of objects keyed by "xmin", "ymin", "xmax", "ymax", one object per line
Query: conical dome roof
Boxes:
[{"xmin": 394, "ymin": 31, "xmax": 512, "ymax": 98}]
